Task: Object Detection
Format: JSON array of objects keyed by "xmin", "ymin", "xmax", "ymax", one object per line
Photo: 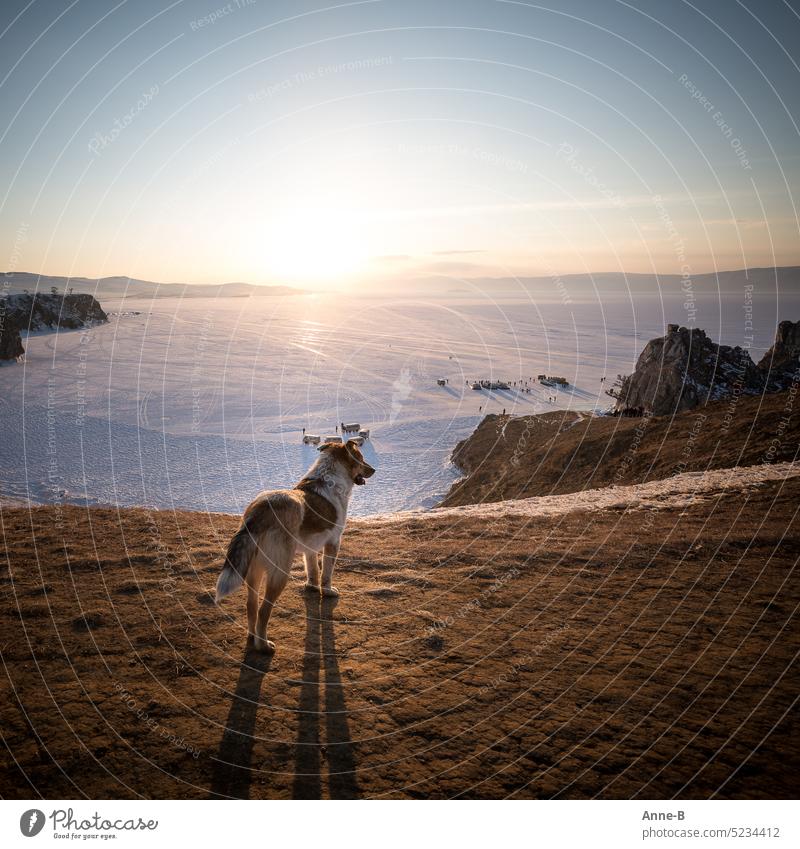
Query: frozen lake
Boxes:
[{"xmin": 1, "ymin": 288, "xmax": 796, "ymax": 515}]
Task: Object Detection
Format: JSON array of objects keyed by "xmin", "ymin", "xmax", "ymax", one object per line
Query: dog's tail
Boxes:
[{"xmin": 215, "ymin": 522, "xmax": 258, "ymax": 602}]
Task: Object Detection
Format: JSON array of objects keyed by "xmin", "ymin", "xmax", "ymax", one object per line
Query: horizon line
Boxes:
[{"xmin": 3, "ymin": 262, "xmax": 800, "ymax": 290}]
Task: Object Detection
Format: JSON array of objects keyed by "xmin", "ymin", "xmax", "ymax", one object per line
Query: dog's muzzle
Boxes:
[{"xmin": 354, "ymin": 465, "xmax": 375, "ymax": 486}]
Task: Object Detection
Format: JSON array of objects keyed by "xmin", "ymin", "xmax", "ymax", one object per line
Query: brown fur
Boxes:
[{"xmin": 295, "ymin": 484, "xmax": 338, "ymax": 534}]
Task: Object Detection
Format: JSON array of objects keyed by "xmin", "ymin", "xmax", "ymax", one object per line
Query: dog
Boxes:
[{"xmin": 215, "ymin": 439, "xmax": 375, "ymax": 653}]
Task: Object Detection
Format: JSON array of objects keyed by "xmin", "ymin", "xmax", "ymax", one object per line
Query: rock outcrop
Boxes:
[
  {"xmin": 614, "ymin": 324, "xmax": 764, "ymax": 416},
  {"xmin": 0, "ymin": 309, "xmax": 25, "ymax": 361},
  {"xmin": 758, "ymin": 320, "xmax": 800, "ymax": 390},
  {"xmin": 6, "ymin": 292, "xmax": 108, "ymax": 331},
  {"xmin": 0, "ymin": 293, "xmax": 107, "ymax": 360}
]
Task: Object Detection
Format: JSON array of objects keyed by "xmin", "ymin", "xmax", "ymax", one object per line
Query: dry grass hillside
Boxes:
[
  {"xmin": 443, "ymin": 390, "xmax": 799, "ymax": 508},
  {"xmin": 1, "ymin": 474, "xmax": 798, "ymax": 799}
]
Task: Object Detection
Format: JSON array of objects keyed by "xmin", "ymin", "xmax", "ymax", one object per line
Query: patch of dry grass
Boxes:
[{"xmin": 1, "ymin": 479, "xmax": 798, "ymax": 798}]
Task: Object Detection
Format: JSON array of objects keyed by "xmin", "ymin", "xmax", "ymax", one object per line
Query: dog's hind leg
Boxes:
[
  {"xmin": 321, "ymin": 540, "xmax": 340, "ymax": 598},
  {"xmin": 303, "ymin": 551, "xmax": 320, "ymax": 592},
  {"xmin": 254, "ymin": 533, "xmax": 294, "ymax": 653},
  {"xmin": 245, "ymin": 559, "xmax": 265, "ymax": 642}
]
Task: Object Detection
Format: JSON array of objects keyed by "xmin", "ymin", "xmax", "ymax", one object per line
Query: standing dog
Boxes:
[{"xmin": 215, "ymin": 439, "xmax": 375, "ymax": 652}]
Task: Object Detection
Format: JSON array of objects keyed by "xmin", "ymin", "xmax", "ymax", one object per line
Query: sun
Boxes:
[{"xmin": 263, "ymin": 207, "xmax": 368, "ymax": 283}]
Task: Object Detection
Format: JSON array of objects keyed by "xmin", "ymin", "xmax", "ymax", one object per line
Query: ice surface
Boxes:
[{"xmin": 1, "ymin": 290, "xmax": 795, "ymax": 516}]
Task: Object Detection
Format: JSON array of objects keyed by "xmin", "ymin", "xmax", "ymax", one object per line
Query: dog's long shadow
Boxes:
[
  {"xmin": 209, "ymin": 644, "xmax": 273, "ymax": 799},
  {"xmin": 292, "ymin": 593, "xmax": 359, "ymax": 799},
  {"xmin": 209, "ymin": 593, "xmax": 358, "ymax": 799}
]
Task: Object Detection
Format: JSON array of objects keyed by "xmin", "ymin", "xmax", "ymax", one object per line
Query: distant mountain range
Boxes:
[
  {"xmin": 4, "ymin": 266, "xmax": 799, "ymax": 299},
  {"xmin": 1, "ymin": 272, "xmax": 306, "ymax": 299},
  {"xmin": 414, "ymin": 265, "xmax": 800, "ymax": 296}
]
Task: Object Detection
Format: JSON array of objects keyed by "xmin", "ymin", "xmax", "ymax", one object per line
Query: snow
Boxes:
[
  {"xmin": 355, "ymin": 461, "xmax": 800, "ymax": 524},
  {"xmin": 0, "ymin": 290, "xmax": 795, "ymax": 516}
]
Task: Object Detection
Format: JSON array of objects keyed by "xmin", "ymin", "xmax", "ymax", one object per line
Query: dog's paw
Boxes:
[
  {"xmin": 321, "ymin": 585, "xmax": 340, "ymax": 598},
  {"xmin": 253, "ymin": 636, "xmax": 276, "ymax": 653},
  {"xmin": 302, "ymin": 582, "xmax": 320, "ymax": 594}
]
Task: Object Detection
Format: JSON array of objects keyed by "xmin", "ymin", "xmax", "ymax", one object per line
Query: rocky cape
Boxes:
[
  {"xmin": 0, "ymin": 292, "xmax": 108, "ymax": 361},
  {"xmin": 441, "ymin": 320, "xmax": 799, "ymax": 508},
  {"xmin": 614, "ymin": 320, "xmax": 799, "ymax": 416},
  {"xmin": 758, "ymin": 319, "xmax": 800, "ymax": 390},
  {"xmin": 443, "ymin": 390, "xmax": 799, "ymax": 507}
]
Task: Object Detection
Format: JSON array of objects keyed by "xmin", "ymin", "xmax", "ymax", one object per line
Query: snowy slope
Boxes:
[{"xmin": 356, "ymin": 461, "xmax": 800, "ymax": 523}]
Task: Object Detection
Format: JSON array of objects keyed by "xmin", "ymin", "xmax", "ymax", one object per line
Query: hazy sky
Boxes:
[{"xmin": 1, "ymin": 0, "xmax": 799, "ymax": 287}]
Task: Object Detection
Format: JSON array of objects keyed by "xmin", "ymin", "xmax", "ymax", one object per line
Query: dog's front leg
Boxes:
[
  {"xmin": 321, "ymin": 541, "xmax": 340, "ymax": 597},
  {"xmin": 303, "ymin": 551, "xmax": 320, "ymax": 591}
]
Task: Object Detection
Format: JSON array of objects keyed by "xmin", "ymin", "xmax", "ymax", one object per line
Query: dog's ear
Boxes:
[
  {"xmin": 345, "ymin": 439, "xmax": 365, "ymax": 458},
  {"xmin": 318, "ymin": 443, "xmax": 335, "ymax": 452}
]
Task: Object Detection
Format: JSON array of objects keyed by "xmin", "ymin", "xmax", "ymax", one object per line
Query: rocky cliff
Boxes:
[
  {"xmin": 0, "ymin": 293, "xmax": 107, "ymax": 360},
  {"xmin": 614, "ymin": 324, "xmax": 764, "ymax": 416},
  {"xmin": 0, "ymin": 309, "xmax": 25, "ymax": 360},
  {"xmin": 6, "ymin": 292, "xmax": 108, "ymax": 330},
  {"xmin": 758, "ymin": 320, "xmax": 800, "ymax": 390}
]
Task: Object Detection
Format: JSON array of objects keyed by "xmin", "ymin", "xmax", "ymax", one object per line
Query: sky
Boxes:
[{"xmin": 1, "ymin": 0, "xmax": 799, "ymax": 288}]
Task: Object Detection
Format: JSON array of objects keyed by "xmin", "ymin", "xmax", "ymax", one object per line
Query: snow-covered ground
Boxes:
[
  {"xmin": 0, "ymin": 290, "xmax": 795, "ymax": 516},
  {"xmin": 356, "ymin": 461, "xmax": 800, "ymax": 523}
]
